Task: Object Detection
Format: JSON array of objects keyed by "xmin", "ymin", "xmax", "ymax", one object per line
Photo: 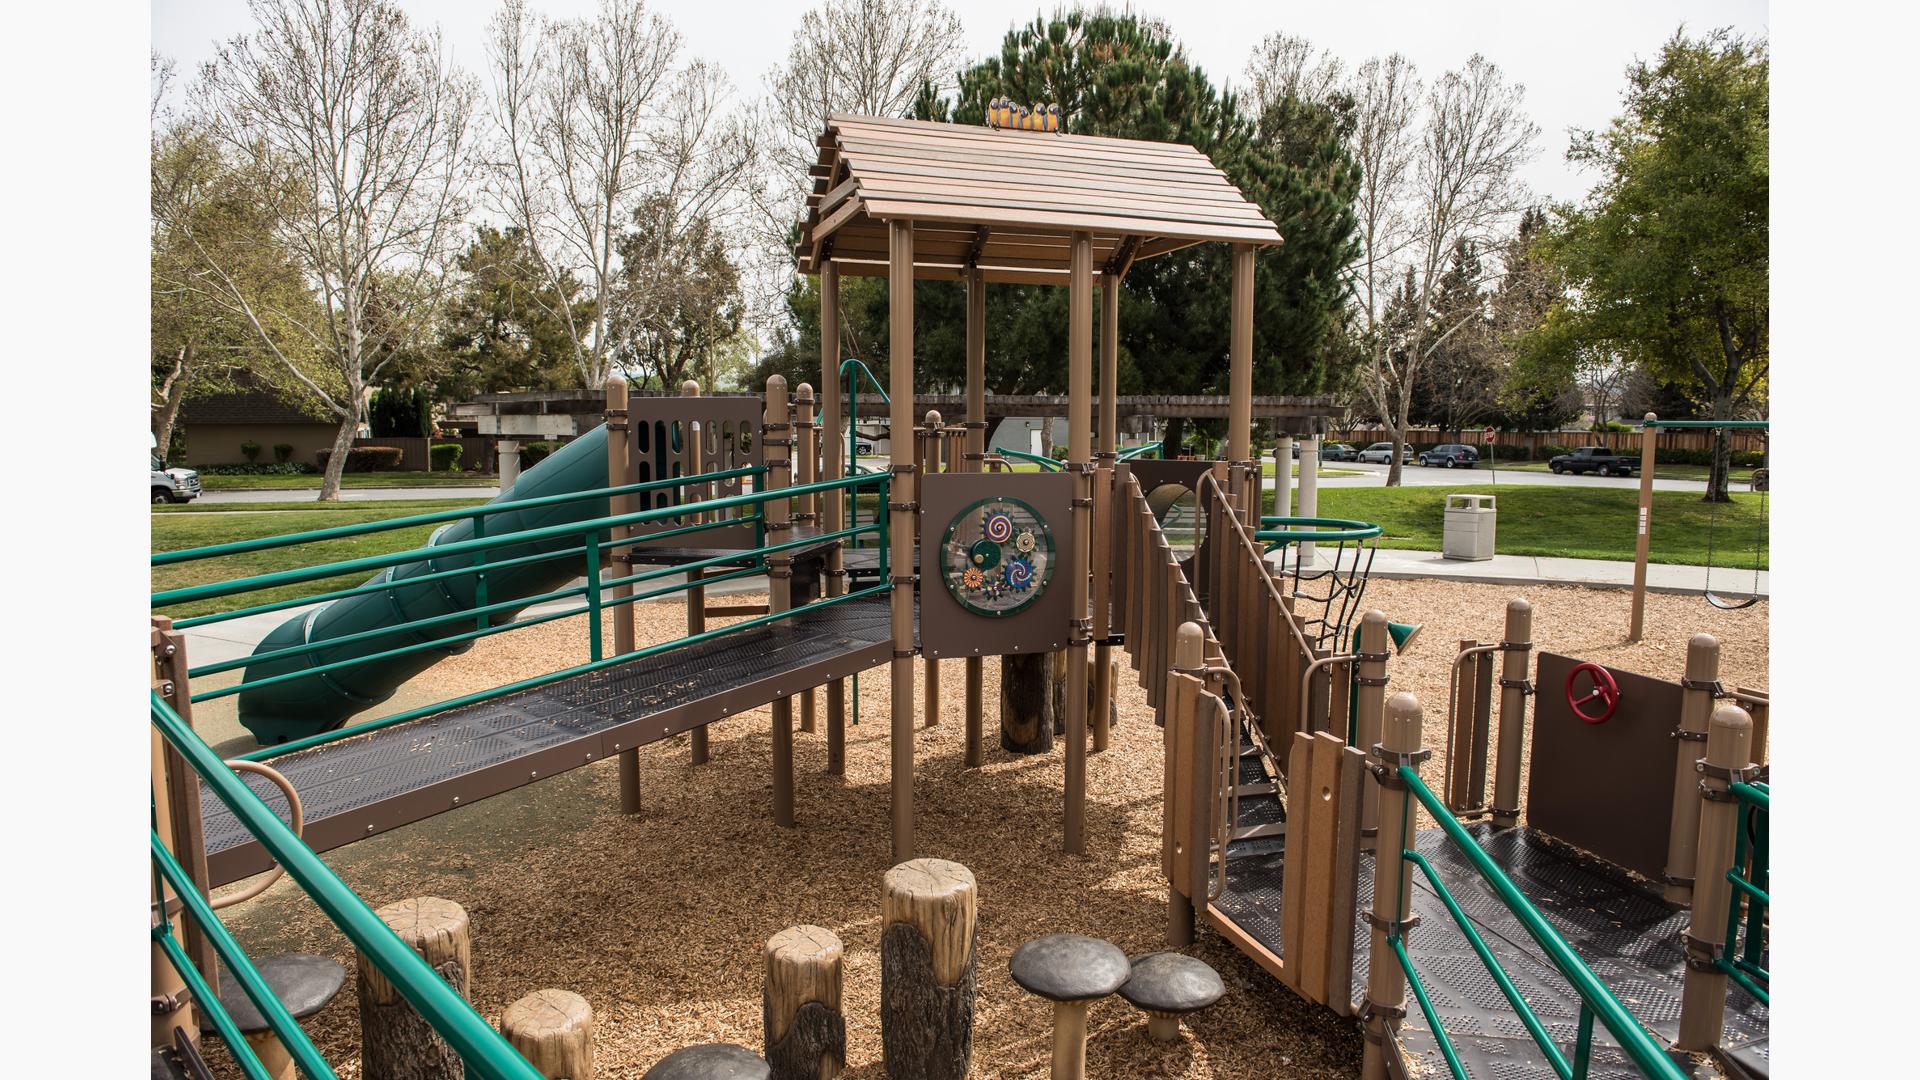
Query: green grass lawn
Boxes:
[
  {"xmin": 197, "ymin": 470, "xmax": 501, "ymax": 490},
  {"xmin": 1480, "ymin": 461, "xmax": 1735, "ymax": 482},
  {"xmin": 1266, "ymin": 484, "xmax": 1768, "ymax": 568},
  {"xmin": 152, "ymin": 500, "xmax": 489, "ymax": 620}
]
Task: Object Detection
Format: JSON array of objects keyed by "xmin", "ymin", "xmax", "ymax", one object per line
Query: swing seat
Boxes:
[{"xmin": 1705, "ymin": 590, "xmax": 1762, "ymax": 611}]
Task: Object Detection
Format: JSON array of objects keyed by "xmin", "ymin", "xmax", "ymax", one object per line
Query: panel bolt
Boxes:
[
  {"xmin": 366, "ymin": 825, "xmax": 375, "ymax": 833},
  {"xmin": 451, "ymin": 796, "xmax": 460, "ymax": 806},
  {"xmin": 530, "ymin": 770, "xmax": 539, "ymax": 779}
]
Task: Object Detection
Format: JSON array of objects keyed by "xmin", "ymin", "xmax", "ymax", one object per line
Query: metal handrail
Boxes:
[
  {"xmin": 1117, "ymin": 441, "xmax": 1162, "ymax": 461},
  {"xmin": 1442, "ymin": 643, "xmax": 1501, "ymax": 812},
  {"xmin": 1395, "ymin": 767, "xmax": 1687, "ymax": 1080},
  {"xmin": 1720, "ymin": 782, "xmax": 1770, "ymax": 1003},
  {"xmin": 995, "ymin": 446, "xmax": 1065, "ymax": 471},
  {"xmin": 152, "ymin": 693, "xmax": 546, "ymax": 1079}
]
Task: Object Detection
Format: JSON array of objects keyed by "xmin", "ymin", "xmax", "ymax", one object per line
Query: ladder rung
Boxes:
[
  {"xmin": 1235, "ymin": 781, "xmax": 1278, "ymax": 797},
  {"xmin": 1230, "ymin": 822, "xmax": 1287, "ymax": 842}
]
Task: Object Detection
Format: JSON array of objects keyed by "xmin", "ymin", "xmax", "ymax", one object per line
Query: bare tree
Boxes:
[
  {"xmin": 172, "ymin": 0, "xmax": 475, "ymax": 500},
  {"xmin": 1349, "ymin": 55, "xmax": 1537, "ymax": 484},
  {"xmin": 1243, "ymin": 32, "xmax": 1344, "ymax": 112},
  {"xmin": 1575, "ymin": 352, "xmax": 1629, "ymax": 426}
]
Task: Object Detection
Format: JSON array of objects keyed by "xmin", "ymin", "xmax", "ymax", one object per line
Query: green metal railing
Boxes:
[
  {"xmin": 1117, "ymin": 441, "xmax": 1162, "ymax": 461},
  {"xmin": 151, "ymin": 693, "xmax": 546, "ymax": 1080},
  {"xmin": 838, "ymin": 357, "xmax": 890, "ymax": 535},
  {"xmin": 1720, "ymin": 782, "xmax": 1769, "ymax": 1003},
  {"xmin": 993, "ymin": 446, "xmax": 1064, "ymax": 472},
  {"xmin": 1392, "ymin": 767, "xmax": 1687, "ymax": 1080}
]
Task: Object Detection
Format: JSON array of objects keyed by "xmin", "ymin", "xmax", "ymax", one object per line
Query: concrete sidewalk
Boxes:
[{"xmin": 1340, "ymin": 547, "xmax": 1768, "ymax": 598}]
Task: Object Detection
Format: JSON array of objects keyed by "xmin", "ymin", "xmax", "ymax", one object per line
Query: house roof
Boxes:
[
  {"xmin": 178, "ymin": 380, "xmax": 333, "ymax": 426},
  {"xmin": 794, "ymin": 114, "xmax": 1283, "ymax": 285}
]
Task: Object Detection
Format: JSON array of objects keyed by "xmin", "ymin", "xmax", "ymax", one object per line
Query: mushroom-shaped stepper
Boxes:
[
  {"xmin": 1117, "ymin": 952, "xmax": 1224, "ymax": 1042},
  {"xmin": 641, "ymin": 1043, "xmax": 770, "ymax": 1080},
  {"xmin": 216, "ymin": 953, "xmax": 346, "ymax": 1031},
  {"xmin": 1009, "ymin": 933, "xmax": 1131, "ymax": 1080}
]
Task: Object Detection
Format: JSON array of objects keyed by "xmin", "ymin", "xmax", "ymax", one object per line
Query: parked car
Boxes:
[
  {"xmin": 151, "ymin": 454, "xmax": 202, "ymax": 504},
  {"xmin": 1549, "ymin": 446, "xmax": 1638, "ymax": 476},
  {"xmin": 1320, "ymin": 442, "xmax": 1359, "ymax": 462},
  {"xmin": 854, "ymin": 439, "xmax": 875, "ymax": 455},
  {"xmin": 1418, "ymin": 443, "xmax": 1480, "ymax": 468},
  {"xmin": 1357, "ymin": 441, "xmax": 1414, "ymax": 465}
]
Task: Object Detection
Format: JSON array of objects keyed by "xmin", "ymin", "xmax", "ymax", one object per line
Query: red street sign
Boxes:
[{"xmin": 1481, "ymin": 427, "xmax": 1495, "ymax": 443}]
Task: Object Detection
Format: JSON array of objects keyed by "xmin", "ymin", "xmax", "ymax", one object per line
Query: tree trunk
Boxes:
[
  {"xmin": 1707, "ymin": 391, "xmax": 1734, "ymax": 504},
  {"xmin": 153, "ymin": 345, "xmax": 193, "ymax": 460},
  {"xmin": 1386, "ymin": 420, "xmax": 1408, "ymax": 487},
  {"xmin": 880, "ymin": 860, "xmax": 977, "ymax": 1080},
  {"xmin": 1164, "ymin": 416, "xmax": 1187, "ymax": 459},
  {"xmin": 999, "ymin": 652, "xmax": 1054, "ymax": 754},
  {"xmin": 319, "ymin": 412, "xmax": 357, "ymax": 502}
]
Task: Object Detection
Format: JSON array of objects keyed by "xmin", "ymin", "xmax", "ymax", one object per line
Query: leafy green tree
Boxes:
[
  {"xmin": 611, "ymin": 195, "xmax": 747, "ymax": 392},
  {"xmin": 430, "ymin": 226, "xmax": 586, "ymax": 398},
  {"xmin": 1528, "ymin": 29, "xmax": 1768, "ymax": 500}
]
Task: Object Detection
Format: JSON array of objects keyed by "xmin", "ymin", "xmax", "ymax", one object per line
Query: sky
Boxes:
[{"xmin": 152, "ymin": 0, "xmax": 1771, "ymax": 207}]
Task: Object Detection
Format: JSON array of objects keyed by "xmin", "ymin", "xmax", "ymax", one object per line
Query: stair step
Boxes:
[{"xmin": 1230, "ymin": 822, "xmax": 1287, "ymax": 842}]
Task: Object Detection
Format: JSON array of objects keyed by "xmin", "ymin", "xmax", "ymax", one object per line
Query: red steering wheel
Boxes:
[{"xmin": 1566, "ymin": 662, "xmax": 1620, "ymax": 724}]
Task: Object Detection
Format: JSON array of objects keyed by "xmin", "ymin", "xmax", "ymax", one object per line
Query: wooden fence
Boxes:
[{"xmin": 1331, "ymin": 427, "xmax": 1766, "ymax": 456}]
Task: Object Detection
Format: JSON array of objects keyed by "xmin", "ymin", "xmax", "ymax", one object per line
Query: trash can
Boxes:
[{"xmin": 1443, "ymin": 494, "xmax": 1496, "ymax": 561}]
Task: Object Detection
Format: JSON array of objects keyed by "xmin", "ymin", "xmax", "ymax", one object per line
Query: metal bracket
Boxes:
[
  {"xmin": 1671, "ymin": 728, "xmax": 1708, "ymax": 742},
  {"xmin": 1071, "ymin": 497, "xmax": 1094, "ymax": 508},
  {"xmin": 1681, "ymin": 677, "xmax": 1725, "ymax": 696},
  {"xmin": 1497, "ymin": 677, "xmax": 1534, "ymax": 694},
  {"xmin": 151, "ymin": 987, "xmax": 193, "ymax": 1015},
  {"xmin": 893, "ymin": 648, "xmax": 919, "ymax": 659},
  {"xmin": 1355, "ymin": 649, "xmax": 1391, "ymax": 664},
  {"xmin": 765, "ymin": 521, "xmax": 794, "ymax": 532},
  {"xmin": 1362, "ymin": 910, "xmax": 1423, "ymax": 935},
  {"xmin": 1681, "ymin": 931, "xmax": 1723, "ymax": 969},
  {"xmin": 1353, "ymin": 674, "xmax": 1390, "ymax": 687},
  {"xmin": 1662, "ymin": 871, "xmax": 1695, "ymax": 888},
  {"xmin": 888, "ymin": 574, "xmax": 919, "ymax": 586},
  {"xmin": 962, "ymin": 420, "xmax": 988, "ymax": 429},
  {"xmin": 1358, "ymin": 998, "xmax": 1408, "ymax": 1026},
  {"xmin": 1368, "ymin": 745, "xmax": 1433, "ymax": 786},
  {"xmin": 1499, "ymin": 640, "xmax": 1534, "ymax": 652},
  {"xmin": 890, "ymin": 462, "xmax": 918, "ymax": 475},
  {"xmin": 1489, "ymin": 804, "xmax": 1521, "ymax": 820},
  {"xmin": 761, "ymin": 437, "xmax": 795, "ymax": 448},
  {"xmin": 763, "ymin": 422, "xmax": 791, "ymax": 432},
  {"xmin": 1066, "ymin": 461, "xmax": 1097, "ymax": 475},
  {"xmin": 886, "ymin": 501, "xmax": 920, "ymax": 512},
  {"xmin": 1697, "ymin": 760, "xmax": 1764, "ymax": 784}
]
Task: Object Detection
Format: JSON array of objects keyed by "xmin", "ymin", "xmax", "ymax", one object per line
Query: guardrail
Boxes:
[
  {"xmin": 1392, "ymin": 767, "xmax": 1687, "ymax": 1080},
  {"xmin": 150, "ymin": 692, "xmax": 546, "ymax": 1080},
  {"xmin": 1719, "ymin": 781, "xmax": 1769, "ymax": 1003}
]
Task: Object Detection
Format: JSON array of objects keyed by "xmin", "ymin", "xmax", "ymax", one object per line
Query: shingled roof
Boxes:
[{"xmin": 794, "ymin": 114, "xmax": 1282, "ymax": 285}]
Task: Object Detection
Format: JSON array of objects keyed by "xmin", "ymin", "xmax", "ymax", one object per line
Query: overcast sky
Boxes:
[{"xmin": 152, "ymin": 0, "xmax": 1771, "ymax": 206}]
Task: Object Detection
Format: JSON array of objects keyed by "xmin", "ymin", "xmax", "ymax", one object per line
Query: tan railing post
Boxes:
[
  {"xmin": 151, "ymin": 618, "xmax": 201, "ymax": 1048},
  {"xmin": 887, "ymin": 218, "xmax": 917, "ymax": 862},
  {"xmin": 1167, "ymin": 622, "xmax": 1208, "ymax": 945},
  {"xmin": 1361, "ymin": 693, "xmax": 1424, "ymax": 1080},
  {"xmin": 1665, "ymin": 633, "xmax": 1720, "ymax": 904},
  {"xmin": 678, "ymin": 380, "xmax": 714, "ymax": 767},
  {"xmin": 1677, "ymin": 703, "xmax": 1754, "ymax": 1051},
  {"xmin": 1629, "ymin": 413, "xmax": 1658, "ymax": 641},
  {"xmin": 1274, "ymin": 435, "xmax": 1293, "ymax": 518},
  {"xmin": 795, "ymin": 384, "xmax": 819, "ymax": 736},
  {"xmin": 606, "ymin": 377, "xmax": 648, "ymax": 807},
  {"xmin": 962, "ymin": 266, "xmax": 988, "ymax": 766},
  {"xmin": 1490, "ymin": 599, "xmax": 1533, "ymax": 828},
  {"xmin": 922, "ymin": 410, "xmax": 943, "ymax": 729},
  {"xmin": 763, "ymin": 376, "xmax": 796, "ymax": 828},
  {"xmin": 820, "ymin": 262, "xmax": 848, "ymax": 775},
  {"xmin": 1063, "ymin": 229, "xmax": 1094, "ymax": 855},
  {"xmin": 1353, "ymin": 611, "xmax": 1390, "ymax": 850}
]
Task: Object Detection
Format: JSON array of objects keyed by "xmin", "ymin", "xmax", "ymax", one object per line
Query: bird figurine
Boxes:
[{"xmin": 1046, "ymin": 103, "xmax": 1062, "ymax": 133}]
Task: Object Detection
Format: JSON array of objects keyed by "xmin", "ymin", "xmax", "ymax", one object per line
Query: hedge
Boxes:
[
  {"xmin": 519, "ymin": 440, "xmax": 563, "ymax": 468},
  {"xmin": 192, "ymin": 462, "xmax": 318, "ymax": 476},
  {"xmin": 272, "ymin": 443, "xmax": 295, "ymax": 464},
  {"xmin": 316, "ymin": 446, "xmax": 406, "ymax": 472},
  {"xmin": 429, "ymin": 442, "xmax": 465, "ymax": 471}
]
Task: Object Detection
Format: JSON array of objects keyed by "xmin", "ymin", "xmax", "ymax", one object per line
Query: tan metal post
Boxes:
[
  {"xmin": 1064, "ymin": 230, "xmax": 1094, "ymax": 855},
  {"xmin": 1228, "ymin": 244, "xmax": 1255, "ymax": 508},
  {"xmin": 1353, "ymin": 610, "xmax": 1390, "ymax": 849},
  {"xmin": 151, "ymin": 620, "xmax": 200, "ymax": 1048},
  {"xmin": 820, "ymin": 264, "xmax": 848, "ymax": 775},
  {"xmin": 606, "ymin": 377, "xmax": 646, "ymax": 809},
  {"xmin": 1666, "ymin": 633, "xmax": 1720, "ymax": 904},
  {"xmin": 1677, "ymin": 703, "xmax": 1754, "ymax": 1051},
  {"xmin": 1360, "ymin": 692, "xmax": 1424, "ymax": 1080},
  {"xmin": 682, "ymin": 379, "xmax": 712, "ymax": 767},
  {"xmin": 1169, "ymin": 621, "xmax": 1206, "ymax": 945},
  {"xmin": 963, "ymin": 267, "xmax": 986, "ymax": 768},
  {"xmin": 1297, "ymin": 434, "xmax": 1320, "ymax": 565},
  {"xmin": 1629, "ymin": 413, "xmax": 1658, "ymax": 641},
  {"xmin": 1274, "ymin": 435, "xmax": 1293, "ymax": 518},
  {"xmin": 796, "ymin": 384, "xmax": 819, "ymax": 735},
  {"xmin": 888, "ymin": 219, "xmax": 917, "ymax": 862},
  {"xmin": 922, "ymin": 409, "xmax": 943, "ymax": 728},
  {"xmin": 1490, "ymin": 598, "xmax": 1533, "ymax": 828},
  {"xmin": 1093, "ymin": 272, "xmax": 1119, "ymax": 754},
  {"xmin": 766, "ymin": 376, "xmax": 796, "ymax": 828}
]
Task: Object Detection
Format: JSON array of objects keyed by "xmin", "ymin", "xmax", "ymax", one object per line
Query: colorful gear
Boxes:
[
  {"xmin": 1015, "ymin": 529, "xmax": 1036, "ymax": 553},
  {"xmin": 962, "ymin": 567, "xmax": 984, "ymax": 589},
  {"xmin": 968, "ymin": 538, "xmax": 1001, "ymax": 570},
  {"xmin": 1005, "ymin": 555, "xmax": 1035, "ymax": 590},
  {"xmin": 983, "ymin": 511, "xmax": 1015, "ymax": 543}
]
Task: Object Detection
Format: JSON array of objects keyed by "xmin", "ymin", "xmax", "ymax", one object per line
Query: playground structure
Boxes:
[
  {"xmin": 148, "ymin": 113, "xmax": 1771, "ymax": 1080},
  {"xmin": 1628, "ymin": 416, "xmax": 1771, "ymax": 639}
]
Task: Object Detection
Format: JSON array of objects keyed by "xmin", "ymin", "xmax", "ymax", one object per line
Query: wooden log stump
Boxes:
[
  {"xmin": 881, "ymin": 859, "xmax": 977, "ymax": 1080},
  {"xmin": 763, "ymin": 925, "xmax": 845, "ymax": 1080},
  {"xmin": 359, "ymin": 897, "xmax": 471, "ymax": 1080},
  {"xmin": 999, "ymin": 652, "xmax": 1054, "ymax": 754},
  {"xmin": 502, "ymin": 989, "xmax": 593, "ymax": 1079}
]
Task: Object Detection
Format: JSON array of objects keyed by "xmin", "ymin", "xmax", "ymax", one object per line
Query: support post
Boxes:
[
  {"xmin": 1665, "ymin": 633, "xmax": 1720, "ymax": 903},
  {"xmin": 1274, "ymin": 435, "xmax": 1293, "ymax": 518},
  {"xmin": 1629, "ymin": 413, "xmax": 1658, "ymax": 641},
  {"xmin": 1353, "ymin": 611, "xmax": 1389, "ymax": 849},
  {"xmin": 501, "ymin": 989, "xmax": 594, "ymax": 1079},
  {"xmin": 1297, "ymin": 434, "xmax": 1321, "ymax": 565},
  {"xmin": 358, "ymin": 897, "xmax": 471, "ymax": 1080},
  {"xmin": 888, "ymin": 219, "xmax": 916, "ymax": 863},
  {"xmin": 1093, "ymin": 272, "xmax": 1119, "ymax": 754},
  {"xmin": 1360, "ymin": 694, "xmax": 1423, "ymax": 1080},
  {"xmin": 1064, "ymin": 230, "xmax": 1094, "ymax": 855},
  {"xmin": 796, "ymin": 384, "xmax": 819, "ymax": 735},
  {"xmin": 682, "ymin": 379, "xmax": 712, "ymax": 767},
  {"xmin": 880, "ymin": 859, "xmax": 977, "ymax": 1080},
  {"xmin": 764, "ymin": 925, "xmax": 846, "ymax": 1080},
  {"xmin": 766, "ymin": 375, "xmax": 795, "ymax": 829},
  {"xmin": 1677, "ymin": 703, "xmax": 1754, "ymax": 1051},
  {"xmin": 820, "ymin": 265, "xmax": 848, "ymax": 775},
  {"xmin": 497, "ymin": 440, "xmax": 522, "ymax": 487},
  {"xmin": 922, "ymin": 409, "xmax": 943, "ymax": 728},
  {"xmin": 963, "ymin": 267, "xmax": 986, "ymax": 767},
  {"xmin": 150, "ymin": 619, "xmax": 202, "ymax": 1048},
  {"xmin": 1490, "ymin": 598, "xmax": 1533, "ymax": 829},
  {"xmin": 1168, "ymin": 622, "xmax": 1206, "ymax": 946},
  {"xmin": 607, "ymin": 377, "xmax": 645, "ymax": 809},
  {"xmin": 1228, "ymin": 243, "xmax": 1255, "ymax": 508}
]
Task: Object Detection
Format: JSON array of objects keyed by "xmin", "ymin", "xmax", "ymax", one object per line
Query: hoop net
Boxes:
[{"xmin": 1255, "ymin": 516, "xmax": 1383, "ymax": 652}]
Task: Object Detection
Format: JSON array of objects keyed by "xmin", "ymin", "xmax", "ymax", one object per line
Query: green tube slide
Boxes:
[{"xmin": 237, "ymin": 428, "xmax": 612, "ymax": 745}]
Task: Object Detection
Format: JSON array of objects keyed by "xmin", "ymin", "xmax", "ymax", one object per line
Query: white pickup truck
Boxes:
[{"xmin": 151, "ymin": 453, "xmax": 202, "ymax": 504}]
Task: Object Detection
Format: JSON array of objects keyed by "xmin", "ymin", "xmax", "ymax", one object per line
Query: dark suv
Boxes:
[{"xmin": 1418, "ymin": 443, "xmax": 1479, "ymax": 468}]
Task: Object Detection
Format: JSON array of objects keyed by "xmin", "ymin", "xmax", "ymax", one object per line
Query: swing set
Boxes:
[{"xmin": 1628, "ymin": 416, "xmax": 1769, "ymax": 640}]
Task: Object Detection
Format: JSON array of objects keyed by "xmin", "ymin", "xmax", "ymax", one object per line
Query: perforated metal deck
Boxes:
[
  {"xmin": 1214, "ymin": 820, "xmax": 1766, "ymax": 1079},
  {"xmin": 202, "ymin": 594, "xmax": 895, "ymax": 886}
]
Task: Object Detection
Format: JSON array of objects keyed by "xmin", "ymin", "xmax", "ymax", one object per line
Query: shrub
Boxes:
[
  {"xmin": 430, "ymin": 442, "xmax": 465, "ymax": 472},
  {"xmin": 192, "ymin": 462, "xmax": 318, "ymax": 476},
  {"xmin": 1540, "ymin": 444, "xmax": 1576, "ymax": 459},
  {"xmin": 239, "ymin": 440, "xmax": 262, "ymax": 463},
  {"xmin": 1592, "ymin": 420, "xmax": 1633, "ymax": 433},
  {"xmin": 272, "ymin": 443, "xmax": 294, "ymax": 464},
  {"xmin": 519, "ymin": 440, "xmax": 562, "ymax": 468},
  {"xmin": 316, "ymin": 446, "xmax": 406, "ymax": 473},
  {"xmin": 1657, "ymin": 447, "xmax": 1767, "ymax": 468},
  {"xmin": 1486, "ymin": 444, "xmax": 1534, "ymax": 462}
]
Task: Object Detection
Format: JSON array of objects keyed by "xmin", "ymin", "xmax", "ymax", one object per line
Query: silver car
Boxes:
[{"xmin": 1357, "ymin": 441, "xmax": 1413, "ymax": 465}]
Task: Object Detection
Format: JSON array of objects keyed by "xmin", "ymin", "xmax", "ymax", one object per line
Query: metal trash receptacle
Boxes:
[{"xmin": 1443, "ymin": 493, "xmax": 1496, "ymax": 561}]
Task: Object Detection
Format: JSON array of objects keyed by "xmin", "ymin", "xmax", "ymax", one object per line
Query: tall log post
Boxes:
[
  {"xmin": 501, "ymin": 989, "xmax": 594, "ymax": 1079},
  {"xmin": 795, "ymin": 384, "xmax": 819, "ymax": 735},
  {"xmin": 1489, "ymin": 599, "xmax": 1533, "ymax": 828},
  {"xmin": 922, "ymin": 409, "xmax": 943, "ymax": 728},
  {"xmin": 999, "ymin": 652, "xmax": 1055, "ymax": 754},
  {"xmin": 1677, "ymin": 703, "xmax": 1754, "ymax": 1051},
  {"xmin": 766, "ymin": 376, "xmax": 796, "ymax": 829},
  {"xmin": 1360, "ymin": 695, "xmax": 1423, "ymax": 1080},
  {"xmin": 963, "ymin": 267, "xmax": 987, "ymax": 767},
  {"xmin": 607, "ymin": 377, "xmax": 645, "ymax": 809},
  {"xmin": 764, "ymin": 926, "xmax": 845, "ymax": 1080},
  {"xmin": 358, "ymin": 897, "xmax": 471, "ymax": 1080},
  {"xmin": 1665, "ymin": 633, "xmax": 1721, "ymax": 903},
  {"xmin": 1064, "ymin": 230, "xmax": 1094, "ymax": 854},
  {"xmin": 682, "ymin": 379, "xmax": 713, "ymax": 767},
  {"xmin": 1353, "ymin": 611, "xmax": 1390, "ymax": 849},
  {"xmin": 881, "ymin": 859, "xmax": 977, "ymax": 1080},
  {"xmin": 887, "ymin": 219, "xmax": 917, "ymax": 862},
  {"xmin": 819, "ymin": 264, "xmax": 848, "ymax": 774}
]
